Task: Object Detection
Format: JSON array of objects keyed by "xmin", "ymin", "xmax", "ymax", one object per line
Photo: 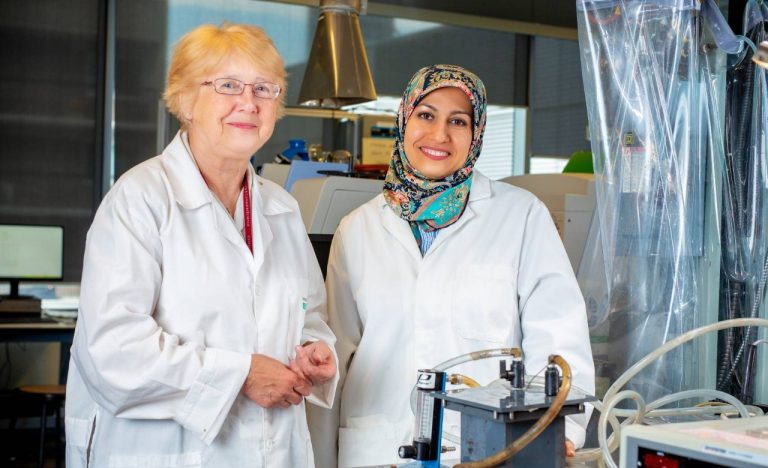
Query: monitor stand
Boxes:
[{"xmin": 0, "ymin": 280, "xmax": 41, "ymax": 313}]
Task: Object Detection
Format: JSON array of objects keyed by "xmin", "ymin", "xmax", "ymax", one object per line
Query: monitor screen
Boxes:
[{"xmin": 0, "ymin": 224, "xmax": 64, "ymax": 289}]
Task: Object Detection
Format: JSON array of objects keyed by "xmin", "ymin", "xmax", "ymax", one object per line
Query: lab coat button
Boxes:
[{"xmin": 265, "ymin": 438, "xmax": 274, "ymax": 451}]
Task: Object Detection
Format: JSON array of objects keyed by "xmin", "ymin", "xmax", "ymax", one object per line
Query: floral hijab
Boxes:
[{"xmin": 383, "ymin": 64, "xmax": 487, "ymax": 235}]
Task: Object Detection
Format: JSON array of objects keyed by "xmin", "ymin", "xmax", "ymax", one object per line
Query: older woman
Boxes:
[
  {"xmin": 66, "ymin": 23, "xmax": 337, "ymax": 467},
  {"xmin": 309, "ymin": 65, "xmax": 594, "ymax": 467}
]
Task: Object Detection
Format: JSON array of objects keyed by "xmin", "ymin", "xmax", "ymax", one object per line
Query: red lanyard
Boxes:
[{"xmin": 242, "ymin": 175, "xmax": 252, "ymax": 253}]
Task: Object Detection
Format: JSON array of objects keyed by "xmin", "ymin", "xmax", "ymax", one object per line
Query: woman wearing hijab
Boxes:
[{"xmin": 309, "ymin": 64, "xmax": 594, "ymax": 467}]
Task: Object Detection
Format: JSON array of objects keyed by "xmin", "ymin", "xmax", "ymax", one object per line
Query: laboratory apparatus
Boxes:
[
  {"xmin": 393, "ymin": 322, "xmax": 768, "ymax": 467},
  {"xmin": 398, "ymin": 351, "xmax": 594, "ymax": 468},
  {"xmin": 290, "ymin": 175, "xmax": 384, "ymax": 234},
  {"xmin": 621, "ymin": 416, "xmax": 768, "ymax": 468},
  {"xmin": 438, "ymin": 361, "xmax": 592, "ymax": 467}
]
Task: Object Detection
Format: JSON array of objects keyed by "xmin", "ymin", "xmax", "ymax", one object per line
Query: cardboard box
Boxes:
[{"xmin": 362, "ymin": 137, "xmax": 395, "ymax": 165}]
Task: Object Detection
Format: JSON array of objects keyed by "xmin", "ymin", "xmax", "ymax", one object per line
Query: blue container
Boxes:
[{"xmin": 281, "ymin": 139, "xmax": 308, "ymax": 161}]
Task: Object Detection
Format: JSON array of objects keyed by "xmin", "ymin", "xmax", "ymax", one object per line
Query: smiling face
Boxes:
[
  {"xmin": 403, "ymin": 86, "xmax": 473, "ymax": 180},
  {"xmin": 183, "ymin": 54, "xmax": 279, "ymax": 164}
]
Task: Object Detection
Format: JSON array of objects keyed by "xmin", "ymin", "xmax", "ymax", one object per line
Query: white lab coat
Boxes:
[
  {"xmin": 308, "ymin": 171, "xmax": 594, "ymax": 468},
  {"xmin": 66, "ymin": 133, "xmax": 338, "ymax": 468}
]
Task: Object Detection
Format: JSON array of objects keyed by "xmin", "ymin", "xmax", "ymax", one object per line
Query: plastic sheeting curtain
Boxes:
[
  {"xmin": 577, "ymin": 0, "xmax": 708, "ymax": 402},
  {"xmin": 577, "ymin": 0, "xmax": 768, "ymax": 404}
]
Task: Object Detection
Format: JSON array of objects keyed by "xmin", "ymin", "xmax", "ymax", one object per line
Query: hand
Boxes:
[
  {"xmin": 289, "ymin": 341, "xmax": 336, "ymax": 386},
  {"xmin": 241, "ymin": 354, "xmax": 312, "ymax": 409},
  {"xmin": 565, "ymin": 438, "xmax": 575, "ymax": 457}
]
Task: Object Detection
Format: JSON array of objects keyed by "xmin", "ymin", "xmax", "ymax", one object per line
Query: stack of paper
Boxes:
[{"xmin": 41, "ymin": 297, "xmax": 79, "ymax": 319}]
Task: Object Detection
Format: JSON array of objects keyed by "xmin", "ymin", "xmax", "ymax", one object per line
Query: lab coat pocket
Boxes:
[
  {"xmin": 338, "ymin": 420, "xmax": 400, "ymax": 468},
  {"xmin": 451, "ymin": 265, "xmax": 517, "ymax": 344}
]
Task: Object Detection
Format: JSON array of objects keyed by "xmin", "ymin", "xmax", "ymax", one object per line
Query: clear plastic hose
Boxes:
[
  {"xmin": 410, "ymin": 348, "xmax": 522, "ymax": 416},
  {"xmin": 645, "ymin": 389, "xmax": 750, "ymax": 418},
  {"xmin": 434, "ymin": 348, "xmax": 522, "ymax": 372},
  {"xmin": 609, "ymin": 403, "xmax": 762, "ymax": 419},
  {"xmin": 574, "ymin": 318, "xmax": 768, "ymax": 466},
  {"xmin": 598, "ymin": 390, "xmax": 646, "ymax": 468},
  {"xmin": 603, "ymin": 319, "xmax": 768, "ymax": 405}
]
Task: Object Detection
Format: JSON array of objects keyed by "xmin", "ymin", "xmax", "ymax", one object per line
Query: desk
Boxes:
[{"xmin": 0, "ymin": 319, "xmax": 75, "ymax": 385}]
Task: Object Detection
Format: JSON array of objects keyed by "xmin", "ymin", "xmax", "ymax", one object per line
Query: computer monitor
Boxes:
[{"xmin": 0, "ymin": 224, "xmax": 64, "ymax": 300}]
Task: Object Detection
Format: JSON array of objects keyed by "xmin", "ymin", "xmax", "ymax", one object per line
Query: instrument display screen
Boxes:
[{"xmin": 638, "ymin": 447, "xmax": 732, "ymax": 467}]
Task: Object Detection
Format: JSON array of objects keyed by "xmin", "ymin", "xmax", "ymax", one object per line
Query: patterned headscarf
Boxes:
[{"xmin": 383, "ymin": 64, "xmax": 487, "ymax": 233}]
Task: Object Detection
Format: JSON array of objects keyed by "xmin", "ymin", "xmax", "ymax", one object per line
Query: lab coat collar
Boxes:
[
  {"xmin": 252, "ymin": 174, "xmax": 295, "ymax": 217},
  {"xmin": 378, "ymin": 170, "xmax": 492, "ymax": 260},
  {"xmin": 160, "ymin": 132, "xmax": 213, "ymax": 210},
  {"xmin": 380, "ymin": 203, "xmax": 422, "ymax": 261},
  {"xmin": 467, "ymin": 170, "xmax": 491, "ymax": 202},
  {"xmin": 426, "ymin": 171, "xmax": 491, "ymax": 255}
]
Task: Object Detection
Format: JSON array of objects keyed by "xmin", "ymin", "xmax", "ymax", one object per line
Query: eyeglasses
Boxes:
[{"xmin": 201, "ymin": 78, "xmax": 281, "ymax": 100}]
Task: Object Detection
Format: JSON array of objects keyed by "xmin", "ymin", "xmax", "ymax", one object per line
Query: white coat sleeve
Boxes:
[
  {"xmin": 307, "ymin": 229, "xmax": 362, "ymax": 468},
  {"xmin": 301, "ymin": 232, "xmax": 340, "ymax": 408},
  {"xmin": 71, "ymin": 187, "xmax": 250, "ymax": 445},
  {"xmin": 516, "ymin": 199, "xmax": 595, "ymax": 449}
]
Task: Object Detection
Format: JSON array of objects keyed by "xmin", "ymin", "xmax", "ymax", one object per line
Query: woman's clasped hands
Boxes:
[
  {"xmin": 290, "ymin": 341, "xmax": 336, "ymax": 386},
  {"xmin": 242, "ymin": 342, "xmax": 336, "ymax": 409}
]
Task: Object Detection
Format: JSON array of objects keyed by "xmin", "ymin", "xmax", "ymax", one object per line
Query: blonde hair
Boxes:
[{"xmin": 164, "ymin": 23, "xmax": 287, "ymax": 127}]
